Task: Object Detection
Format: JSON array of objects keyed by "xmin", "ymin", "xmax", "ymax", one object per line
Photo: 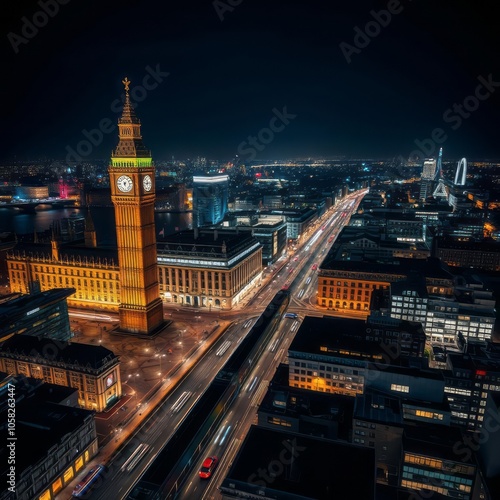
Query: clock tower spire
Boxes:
[{"xmin": 109, "ymin": 77, "xmax": 163, "ymax": 335}]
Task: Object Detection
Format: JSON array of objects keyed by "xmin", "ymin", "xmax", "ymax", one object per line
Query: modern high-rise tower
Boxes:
[
  {"xmin": 419, "ymin": 158, "xmax": 437, "ymax": 201},
  {"xmin": 421, "ymin": 158, "xmax": 437, "ymax": 180},
  {"xmin": 434, "ymin": 147, "xmax": 443, "ymax": 181},
  {"xmin": 454, "ymin": 158, "xmax": 467, "ymax": 186},
  {"xmin": 192, "ymin": 174, "xmax": 229, "ymax": 227},
  {"xmin": 109, "ymin": 78, "xmax": 163, "ymax": 334}
]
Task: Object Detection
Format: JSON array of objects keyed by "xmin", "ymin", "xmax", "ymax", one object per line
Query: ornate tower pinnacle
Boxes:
[
  {"xmin": 122, "ymin": 77, "xmax": 131, "ymax": 93},
  {"xmin": 111, "ymin": 77, "xmax": 151, "ymax": 164}
]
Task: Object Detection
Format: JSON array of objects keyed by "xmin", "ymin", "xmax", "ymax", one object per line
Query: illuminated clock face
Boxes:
[
  {"xmin": 106, "ymin": 375, "xmax": 114, "ymax": 388},
  {"xmin": 143, "ymin": 175, "xmax": 152, "ymax": 192},
  {"xmin": 117, "ymin": 175, "xmax": 133, "ymax": 193}
]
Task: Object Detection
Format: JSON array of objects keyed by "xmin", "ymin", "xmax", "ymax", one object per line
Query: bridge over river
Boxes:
[{"xmin": 0, "ymin": 198, "xmax": 77, "ymax": 212}]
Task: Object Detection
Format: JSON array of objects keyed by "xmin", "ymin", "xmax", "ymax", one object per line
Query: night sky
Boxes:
[{"xmin": 2, "ymin": 0, "xmax": 500, "ymax": 162}]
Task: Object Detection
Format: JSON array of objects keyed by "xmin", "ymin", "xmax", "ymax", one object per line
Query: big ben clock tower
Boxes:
[{"xmin": 109, "ymin": 77, "xmax": 163, "ymax": 334}]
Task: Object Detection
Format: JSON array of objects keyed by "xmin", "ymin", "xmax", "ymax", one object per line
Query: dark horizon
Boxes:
[{"xmin": 3, "ymin": 0, "xmax": 500, "ymax": 163}]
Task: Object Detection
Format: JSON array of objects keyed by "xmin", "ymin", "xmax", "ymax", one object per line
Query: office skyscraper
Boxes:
[
  {"xmin": 192, "ymin": 174, "xmax": 229, "ymax": 227},
  {"xmin": 419, "ymin": 157, "xmax": 437, "ymax": 201}
]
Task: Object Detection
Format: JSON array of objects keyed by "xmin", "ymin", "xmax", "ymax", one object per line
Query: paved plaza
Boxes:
[{"xmin": 71, "ymin": 313, "xmax": 230, "ymax": 447}]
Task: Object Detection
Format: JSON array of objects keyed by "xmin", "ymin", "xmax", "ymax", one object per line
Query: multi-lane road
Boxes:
[
  {"xmin": 67, "ymin": 190, "xmax": 366, "ymax": 499},
  {"xmin": 176, "ymin": 191, "xmax": 367, "ymax": 499}
]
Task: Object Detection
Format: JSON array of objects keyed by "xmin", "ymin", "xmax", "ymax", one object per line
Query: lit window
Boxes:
[{"xmin": 391, "ymin": 384, "xmax": 409, "ymax": 393}]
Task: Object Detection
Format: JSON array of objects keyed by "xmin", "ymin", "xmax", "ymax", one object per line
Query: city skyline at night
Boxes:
[{"xmin": 3, "ymin": 3, "xmax": 500, "ymax": 500}]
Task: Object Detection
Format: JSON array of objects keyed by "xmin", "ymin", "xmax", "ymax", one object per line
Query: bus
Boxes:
[{"xmin": 72, "ymin": 464, "xmax": 106, "ymax": 497}]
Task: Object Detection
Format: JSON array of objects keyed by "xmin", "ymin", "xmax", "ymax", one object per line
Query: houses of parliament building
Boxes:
[{"xmin": 6, "ymin": 79, "xmax": 263, "ymax": 328}]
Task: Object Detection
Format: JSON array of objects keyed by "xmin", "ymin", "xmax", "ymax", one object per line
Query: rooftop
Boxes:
[
  {"xmin": 288, "ymin": 316, "xmax": 425, "ymax": 361},
  {"xmin": 403, "ymin": 422, "xmax": 474, "ymax": 465},
  {"xmin": 220, "ymin": 425, "xmax": 375, "ymax": 500},
  {"xmin": 8, "ymin": 241, "xmax": 119, "ymax": 266},
  {"xmin": 157, "ymin": 228, "xmax": 260, "ymax": 261},
  {"xmin": 260, "ymin": 364, "xmax": 355, "ymax": 441},
  {"xmin": 0, "ymin": 288, "xmax": 75, "ymax": 326},
  {"xmin": 0, "ymin": 335, "xmax": 119, "ymax": 372},
  {"xmin": 354, "ymin": 389, "xmax": 403, "ymax": 426},
  {"xmin": 320, "ymin": 256, "xmax": 454, "ymax": 281},
  {"xmin": 437, "ymin": 236, "xmax": 500, "ymax": 251}
]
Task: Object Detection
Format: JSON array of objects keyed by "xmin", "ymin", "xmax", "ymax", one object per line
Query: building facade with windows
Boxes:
[
  {"xmin": 445, "ymin": 340, "xmax": 500, "ymax": 431},
  {"xmin": 223, "ymin": 214, "xmax": 288, "ymax": 265},
  {"xmin": 287, "ymin": 316, "xmax": 442, "ymax": 399},
  {"xmin": 389, "ymin": 275, "xmax": 496, "ymax": 344},
  {"xmin": 157, "ymin": 228, "xmax": 262, "ymax": 309},
  {"xmin": 401, "ymin": 424, "xmax": 480, "ymax": 499},
  {"xmin": 7, "ymin": 228, "xmax": 264, "ymax": 313},
  {"xmin": 317, "ymin": 257, "xmax": 454, "ymax": 314},
  {"xmin": 436, "ymin": 237, "xmax": 500, "ymax": 272},
  {"xmin": 0, "ymin": 377, "xmax": 97, "ymax": 500},
  {"xmin": 6, "ymin": 241, "xmax": 121, "ymax": 312},
  {"xmin": 353, "ymin": 391, "xmax": 405, "ymax": 486},
  {"xmin": 265, "ymin": 207, "xmax": 318, "ymax": 240},
  {"xmin": 0, "ymin": 335, "xmax": 121, "ymax": 412}
]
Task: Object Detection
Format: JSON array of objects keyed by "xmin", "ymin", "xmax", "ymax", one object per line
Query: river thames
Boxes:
[{"xmin": 0, "ymin": 206, "xmax": 192, "ymax": 244}]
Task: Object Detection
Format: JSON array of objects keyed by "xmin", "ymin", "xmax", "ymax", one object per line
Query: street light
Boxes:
[
  {"xmin": 127, "ymin": 373, "xmax": 140, "ymax": 399},
  {"xmin": 155, "ymin": 353, "xmax": 166, "ymax": 378}
]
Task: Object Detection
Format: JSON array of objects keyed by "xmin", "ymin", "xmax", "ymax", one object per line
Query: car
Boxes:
[{"xmin": 199, "ymin": 456, "xmax": 219, "ymax": 479}]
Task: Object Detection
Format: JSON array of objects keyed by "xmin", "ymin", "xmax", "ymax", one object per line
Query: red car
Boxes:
[{"xmin": 199, "ymin": 456, "xmax": 219, "ymax": 479}]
